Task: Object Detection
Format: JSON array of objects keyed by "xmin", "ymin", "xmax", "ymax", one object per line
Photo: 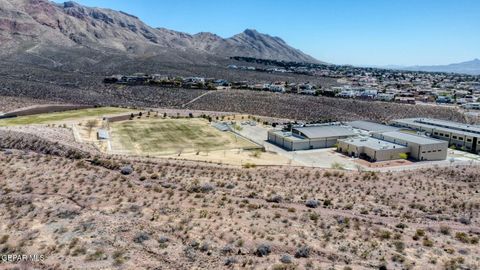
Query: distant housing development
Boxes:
[{"xmin": 392, "ymin": 118, "xmax": 480, "ymax": 154}]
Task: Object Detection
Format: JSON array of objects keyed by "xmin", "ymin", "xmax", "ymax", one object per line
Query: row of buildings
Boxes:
[
  {"xmin": 103, "ymin": 74, "xmax": 232, "ymax": 90},
  {"xmin": 267, "ymin": 118, "xmax": 480, "ymax": 162},
  {"xmin": 391, "ymin": 118, "xmax": 480, "ymax": 153},
  {"xmin": 324, "ymin": 85, "xmax": 480, "ymax": 106},
  {"xmin": 229, "ymin": 57, "xmax": 480, "ymax": 109},
  {"xmin": 103, "ymin": 74, "xmax": 318, "ymax": 94}
]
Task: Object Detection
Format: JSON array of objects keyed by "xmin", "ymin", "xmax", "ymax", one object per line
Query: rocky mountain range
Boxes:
[
  {"xmin": 0, "ymin": 0, "xmax": 320, "ymax": 72},
  {"xmin": 382, "ymin": 59, "xmax": 480, "ymax": 75}
]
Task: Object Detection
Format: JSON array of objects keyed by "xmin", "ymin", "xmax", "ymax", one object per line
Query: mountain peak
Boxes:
[
  {"xmin": 0, "ymin": 0, "xmax": 321, "ymax": 65},
  {"xmin": 194, "ymin": 32, "xmax": 220, "ymax": 38},
  {"xmin": 63, "ymin": 1, "xmax": 80, "ymax": 8},
  {"xmin": 243, "ymin": 28, "xmax": 259, "ymax": 35}
]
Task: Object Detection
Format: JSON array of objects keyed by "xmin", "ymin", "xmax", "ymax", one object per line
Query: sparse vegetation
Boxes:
[{"xmin": 0, "ymin": 110, "xmax": 478, "ymax": 269}]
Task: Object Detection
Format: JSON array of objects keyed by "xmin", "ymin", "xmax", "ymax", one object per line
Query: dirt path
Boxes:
[{"xmin": 181, "ymin": 90, "xmax": 218, "ymax": 108}]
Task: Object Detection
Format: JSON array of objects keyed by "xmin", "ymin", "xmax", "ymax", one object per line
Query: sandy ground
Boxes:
[
  {"xmin": 0, "ymin": 150, "xmax": 478, "ymax": 270},
  {"xmin": 164, "ymin": 148, "xmax": 299, "ymax": 166}
]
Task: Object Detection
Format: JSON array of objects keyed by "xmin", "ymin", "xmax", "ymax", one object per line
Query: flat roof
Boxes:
[
  {"xmin": 393, "ymin": 118, "xmax": 480, "ymax": 137},
  {"xmin": 212, "ymin": 122, "xmax": 230, "ymax": 132},
  {"xmin": 418, "ymin": 118, "xmax": 480, "ymax": 132},
  {"xmin": 348, "ymin": 120, "xmax": 400, "ymax": 133},
  {"xmin": 270, "ymin": 130, "xmax": 305, "ymax": 141},
  {"xmin": 379, "ymin": 131, "xmax": 445, "ymax": 145},
  {"xmin": 97, "ymin": 129, "xmax": 109, "ymax": 139},
  {"xmin": 293, "ymin": 125, "xmax": 356, "ymax": 139},
  {"xmin": 340, "ymin": 137, "xmax": 407, "ymax": 151}
]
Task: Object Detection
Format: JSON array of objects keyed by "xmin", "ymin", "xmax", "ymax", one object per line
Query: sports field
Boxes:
[
  {"xmin": 0, "ymin": 107, "xmax": 133, "ymax": 126},
  {"xmin": 109, "ymin": 118, "xmax": 259, "ymax": 156}
]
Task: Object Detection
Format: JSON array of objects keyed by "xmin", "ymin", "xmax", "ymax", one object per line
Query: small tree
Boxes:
[
  {"xmin": 449, "ymin": 157, "xmax": 455, "ymax": 166},
  {"xmin": 399, "ymin": 153, "xmax": 408, "ymax": 160},
  {"xmin": 85, "ymin": 120, "xmax": 97, "ymax": 135}
]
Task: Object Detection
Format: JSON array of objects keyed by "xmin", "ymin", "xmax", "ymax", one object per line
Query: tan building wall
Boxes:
[
  {"xmin": 338, "ymin": 140, "xmax": 409, "ymax": 162},
  {"xmin": 373, "ymin": 133, "xmax": 448, "ymax": 161},
  {"xmin": 268, "ymin": 131, "xmax": 351, "ymax": 151}
]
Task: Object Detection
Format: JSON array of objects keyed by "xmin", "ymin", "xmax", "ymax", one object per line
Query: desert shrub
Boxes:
[
  {"xmin": 272, "ymin": 264, "xmax": 296, "ymax": 270},
  {"xmin": 71, "ymin": 246, "xmax": 87, "ymax": 256},
  {"xmin": 458, "ymin": 217, "xmax": 471, "ymax": 225},
  {"xmin": 439, "ymin": 225, "xmax": 451, "ymax": 235},
  {"xmin": 422, "ymin": 237, "xmax": 433, "ymax": 247},
  {"xmin": 200, "ymin": 242, "xmax": 210, "ymax": 252},
  {"xmin": 201, "ymin": 183, "xmax": 215, "ymax": 192},
  {"xmin": 91, "ymin": 157, "xmax": 120, "ymax": 170},
  {"xmin": 220, "ymin": 245, "xmax": 234, "ymax": 255},
  {"xmin": 295, "ymin": 246, "xmax": 311, "ymax": 258},
  {"xmin": 267, "ymin": 195, "xmax": 283, "ymax": 203},
  {"xmin": 86, "ymin": 249, "xmax": 107, "ymax": 261},
  {"xmin": 377, "ymin": 230, "xmax": 391, "ymax": 240},
  {"xmin": 158, "ymin": 236, "xmax": 169, "ymax": 248},
  {"xmin": 305, "ymin": 199, "xmax": 319, "ymax": 208},
  {"xmin": 243, "ymin": 162, "xmax": 257, "ymax": 168},
  {"xmin": 158, "ymin": 236, "xmax": 169, "ymax": 243},
  {"xmin": 112, "ymin": 249, "xmax": 126, "ymax": 266},
  {"xmin": 189, "ymin": 240, "xmax": 200, "ymax": 249},
  {"xmin": 280, "ymin": 254, "xmax": 292, "ymax": 264},
  {"xmin": 331, "ymin": 162, "xmax": 345, "ymax": 170},
  {"xmin": 0, "ymin": 235, "xmax": 9, "ymax": 244},
  {"xmin": 183, "ymin": 246, "xmax": 196, "ymax": 262},
  {"xmin": 224, "ymin": 257, "xmax": 237, "ymax": 266},
  {"xmin": 120, "ymin": 165, "xmax": 133, "ymax": 175},
  {"xmin": 415, "ymin": 229, "xmax": 425, "ymax": 237},
  {"xmin": 57, "ymin": 210, "xmax": 79, "ymax": 219},
  {"xmin": 133, "ymin": 232, "xmax": 150, "ymax": 244},
  {"xmin": 391, "ymin": 253, "xmax": 405, "ymax": 263},
  {"xmin": 254, "ymin": 244, "xmax": 271, "ymax": 257},
  {"xmin": 189, "ymin": 182, "xmax": 215, "ymax": 193},
  {"xmin": 323, "ymin": 199, "xmax": 332, "ymax": 207},
  {"xmin": 393, "ymin": 241, "xmax": 405, "ymax": 252},
  {"xmin": 455, "ymin": 232, "xmax": 470, "ymax": 243},
  {"xmin": 309, "ymin": 213, "xmax": 320, "ymax": 221}
]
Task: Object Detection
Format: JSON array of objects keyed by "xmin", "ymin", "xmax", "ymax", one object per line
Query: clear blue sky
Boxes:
[{"xmin": 53, "ymin": 0, "xmax": 480, "ymax": 66}]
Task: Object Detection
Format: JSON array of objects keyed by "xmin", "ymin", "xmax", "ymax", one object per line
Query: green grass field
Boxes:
[
  {"xmin": 109, "ymin": 118, "xmax": 257, "ymax": 155},
  {"xmin": 0, "ymin": 107, "xmax": 133, "ymax": 126}
]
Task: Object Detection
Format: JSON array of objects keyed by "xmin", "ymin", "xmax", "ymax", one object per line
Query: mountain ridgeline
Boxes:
[
  {"xmin": 0, "ymin": 0, "xmax": 320, "ymax": 72},
  {"xmin": 400, "ymin": 59, "xmax": 480, "ymax": 75}
]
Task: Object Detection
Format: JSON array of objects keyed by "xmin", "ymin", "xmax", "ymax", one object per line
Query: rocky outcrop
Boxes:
[{"xmin": 0, "ymin": 0, "xmax": 321, "ymax": 68}]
